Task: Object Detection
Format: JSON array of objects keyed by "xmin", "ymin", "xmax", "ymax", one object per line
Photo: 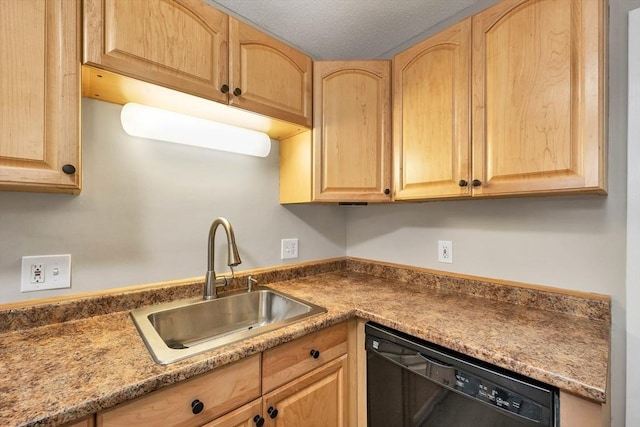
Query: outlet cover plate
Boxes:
[
  {"xmin": 438, "ymin": 240, "xmax": 453, "ymax": 264},
  {"xmin": 21, "ymin": 254, "xmax": 71, "ymax": 292},
  {"xmin": 281, "ymin": 239, "xmax": 299, "ymax": 260}
]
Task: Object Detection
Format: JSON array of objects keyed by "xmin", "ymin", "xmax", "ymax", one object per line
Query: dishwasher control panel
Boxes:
[{"xmin": 454, "ymin": 370, "xmax": 543, "ymax": 422}]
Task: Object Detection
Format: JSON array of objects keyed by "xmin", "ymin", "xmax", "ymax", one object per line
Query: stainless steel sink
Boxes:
[{"xmin": 131, "ymin": 288, "xmax": 326, "ymax": 364}]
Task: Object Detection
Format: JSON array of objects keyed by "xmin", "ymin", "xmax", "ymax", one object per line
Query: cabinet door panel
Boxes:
[
  {"xmin": 84, "ymin": 0, "xmax": 228, "ymax": 103},
  {"xmin": 472, "ymin": 0, "xmax": 606, "ymax": 195},
  {"xmin": 230, "ymin": 18, "xmax": 312, "ymax": 127},
  {"xmin": 263, "ymin": 355, "xmax": 347, "ymax": 427},
  {"xmin": 0, "ymin": 0, "xmax": 81, "ymax": 193},
  {"xmin": 313, "ymin": 61, "xmax": 391, "ymax": 202},
  {"xmin": 393, "ymin": 19, "xmax": 471, "ymax": 200}
]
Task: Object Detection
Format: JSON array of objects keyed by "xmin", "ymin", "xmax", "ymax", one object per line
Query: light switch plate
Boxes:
[{"xmin": 21, "ymin": 254, "xmax": 71, "ymax": 292}]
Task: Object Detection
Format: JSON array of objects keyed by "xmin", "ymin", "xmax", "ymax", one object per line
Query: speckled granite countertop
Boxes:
[{"xmin": 0, "ymin": 259, "xmax": 610, "ymax": 427}]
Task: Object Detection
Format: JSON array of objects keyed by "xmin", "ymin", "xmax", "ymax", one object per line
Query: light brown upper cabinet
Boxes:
[
  {"xmin": 314, "ymin": 61, "xmax": 391, "ymax": 202},
  {"xmin": 83, "ymin": 0, "xmax": 312, "ymax": 128},
  {"xmin": 0, "ymin": 0, "xmax": 81, "ymax": 194},
  {"xmin": 280, "ymin": 61, "xmax": 391, "ymax": 203},
  {"xmin": 472, "ymin": 0, "xmax": 606, "ymax": 196},
  {"xmin": 393, "ymin": 19, "xmax": 471, "ymax": 200},
  {"xmin": 228, "ymin": 18, "xmax": 312, "ymax": 127},
  {"xmin": 394, "ymin": 0, "xmax": 606, "ymax": 201}
]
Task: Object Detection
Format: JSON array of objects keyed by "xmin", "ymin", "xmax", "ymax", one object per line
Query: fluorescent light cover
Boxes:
[{"xmin": 120, "ymin": 103, "xmax": 271, "ymax": 157}]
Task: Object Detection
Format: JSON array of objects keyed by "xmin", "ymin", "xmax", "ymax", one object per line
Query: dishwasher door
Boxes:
[{"xmin": 366, "ymin": 323, "xmax": 557, "ymax": 427}]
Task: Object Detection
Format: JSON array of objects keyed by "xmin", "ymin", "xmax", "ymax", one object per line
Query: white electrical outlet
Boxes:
[
  {"xmin": 21, "ymin": 254, "xmax": 72, "ymax": 292},
  {"xmin": 281, "ymin": 239, "xmax": 299, "ymax": 260},
  {"xmin": 438, "ymin": 240, "xmax": 453, "ymax": 264}
]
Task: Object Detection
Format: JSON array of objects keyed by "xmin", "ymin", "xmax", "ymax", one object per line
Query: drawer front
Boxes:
[
  {"xmin": 262, "ymin": 323, "xmax": 348, "ymax": 393},
  {"xmin": 98, "ymin": 354, "xmax": 261, "ymax": 427}
]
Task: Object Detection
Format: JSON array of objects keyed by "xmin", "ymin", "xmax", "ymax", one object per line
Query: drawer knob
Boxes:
[
  {"xmin": 253, "ymin": 415, "xmax": 265, "ymax": 426},
  {"xmin": 458, "ymin": 179, "xmax": 468, "ymax": 187},
  {"xmin": 384, "ymin": 188, "xmax": 390, "ymax": 195},
  {"xmin": 191, "ymin": 399, "xmax": 204, "ymax": 415},
  {"xmin": 220, "ymin": 84, "xmax": 229, "ymax": 94},
  {"xmin": 267, "ymin": 406, "xmax": 279, "ymax": 419},
  {"xmin": 233, "ymin": 87, "xmax": 242, "ymax": 96},
  {"xmin": 62, "ymin": 164, "xmax": 76, "ymax": 175},
  {"xmin": 472, "ymin": 179, "xmax": 482, "ymax": 187},
  {"xmin": 310, "ymin": 349, "xmax": 320, "ymax": 359}
]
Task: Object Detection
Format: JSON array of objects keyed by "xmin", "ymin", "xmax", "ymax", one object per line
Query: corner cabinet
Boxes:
[
  {"xmin": 393, "ymin": 0, "xmax": 606, "ymax": 201},
  {"xmin": 83, "ymin": 0, "xmax": 312, "ymax": 128},
  {"xmin": 280, "ymin": 61, "xmax": 391, "ymax": 203},
  {"xmin": 471, "ymin": 0, "xmax": 607, "ymax": 196},
  {"xmin": 393, "ymin": 18, "xmax": 471, "ymax": 200},
  {"xmin": 0, "ymin": 0, "xmax": 81, "ymax": 194}
]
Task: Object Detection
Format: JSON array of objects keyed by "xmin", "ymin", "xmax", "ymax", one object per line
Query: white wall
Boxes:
[
  {"xmin": 0, "ymin": 99, "xmax": 347, "ymax": 303},
  {"xmin": 346, "ymin": 1, "xmax": 638, "ymax": 425},
  {"xmin": 627, "ymin": 7, "xmax": 640, "ymax": 427}
]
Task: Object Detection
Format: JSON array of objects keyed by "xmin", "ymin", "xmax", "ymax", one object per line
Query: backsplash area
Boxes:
[{"xmin": 0, "ymin": 257, "xmax": 609, "ymax": 334}]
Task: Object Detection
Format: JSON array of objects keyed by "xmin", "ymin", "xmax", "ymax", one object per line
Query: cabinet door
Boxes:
[
  {"xmin": 202, "ymin": 398, "xmax": 263, "ymax": 427},
  {"xmin": 393, "ymin": 19, "xmax": 471, "ymax": 201},
  {"xmin": 313, "ymin": 61, "xmax": 392, "ymax": 202},
  {"xmin": 471, "ymin": 0, "xmax": 606, "ymax": 196},
  {"xmin": 229, "ymin": 18, "xmax": 312, "ymax": 127},
  {"xmin": 0, "ymin": 0, "xmax": 81, "ymax": 194},
  {"xmin": 83, "ymin": 0, "xmax": 229, "ymax": 104},
  {"xmin": 263, "ymin": 355, "xmax": 348, "ymax": 427}
]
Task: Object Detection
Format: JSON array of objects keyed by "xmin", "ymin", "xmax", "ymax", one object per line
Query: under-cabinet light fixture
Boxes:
[{"xmin": 120, "ymin": 103, "xmax": 271, "ymax": 157}]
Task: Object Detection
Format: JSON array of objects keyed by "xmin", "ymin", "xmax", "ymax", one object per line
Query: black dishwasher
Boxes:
[{"xmin": 366, "ymin": 322, "xmax": 558, "ymax": 427}]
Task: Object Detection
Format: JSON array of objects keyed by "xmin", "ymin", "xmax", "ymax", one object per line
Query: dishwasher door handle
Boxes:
[
  {"xmin": 418, "ymin": 353, "xmax": 458, "ymax": 387},
  {"xmin": 368, "ymin": 337, "xmax": 456, "ymax": 382}
]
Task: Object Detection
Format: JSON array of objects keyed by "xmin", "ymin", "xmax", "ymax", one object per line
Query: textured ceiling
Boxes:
[{"xmin": 206, "ymin": 0, "xmax": 480, "ymax": 59}]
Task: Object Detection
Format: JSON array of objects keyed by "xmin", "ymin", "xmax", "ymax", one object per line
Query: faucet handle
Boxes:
[{"xmin": 247, "ymin": 276, "xmax": 258, "ymax": 292}]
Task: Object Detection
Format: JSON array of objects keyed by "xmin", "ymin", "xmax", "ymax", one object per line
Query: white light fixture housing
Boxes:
[{"xmin": 120, "ymin": 103, "xmax": 271, "ymax": 157}]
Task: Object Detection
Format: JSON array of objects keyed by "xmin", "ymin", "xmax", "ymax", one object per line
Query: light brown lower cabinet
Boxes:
[
  {"xmin": 93, "ymin": 324, "xmax": 349, "ymax": 427},
  {"xmin": 58, "ymin": 319, "xmax": 612, "ymax": 427},
  {"xmin": 262, "ymin": 355, "xmax": 348, "ymax": 427},
  {"xmin": 96, "ymin": 354, "xmax": 261, "ymax": 427}
]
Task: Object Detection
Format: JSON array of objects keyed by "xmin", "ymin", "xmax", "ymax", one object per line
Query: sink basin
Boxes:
[{"xmin": 131, "ymin": 288, "xmax": 326, "ymax": 364}]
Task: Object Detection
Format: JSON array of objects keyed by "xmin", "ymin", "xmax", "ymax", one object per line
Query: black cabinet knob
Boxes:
[
  {"xmin": 253, "ymin": 415, "xmax": 265, "ymax": 426},
  {"xmin": 384, "ymin": 188, "xmax": 390, "ymax": 195},
  {"xmin": 233, "ymin": 87, "xmax": 242, "ymax": 96},
  {"xmin": 62, "ymin": 164, "xmax": 76, "ymax": 175},
  {"xmin": 267, "ymin": 406, "xmax": 279, "ymax": 419},
  {"xmin": 191, "ymin": 399, "xmax": 204, "ymax": 414},
  {"xmin": 310, "ymin": 349, "xmax": 320, "ymax": 359},
  {"xmin": 220, "ymin": 84, "xmax": 229, "ymax": 94},
  {"xmin": 458, "ymin": 179, "xmax": 468, "ymax": 187},
  {"xmin": 472, "ymin": 179, "xmax": 482, "ymax": 187}
]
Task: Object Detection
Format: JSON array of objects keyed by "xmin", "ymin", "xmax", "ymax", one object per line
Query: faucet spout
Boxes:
[{"xmin": 204, "ymin": 217, "xmax": 242, "ymax": 300}]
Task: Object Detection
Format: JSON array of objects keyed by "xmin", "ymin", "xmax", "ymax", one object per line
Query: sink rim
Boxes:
[{"xmin": 131, "ymin": 287, "xmax": 327, "ymax": 364}]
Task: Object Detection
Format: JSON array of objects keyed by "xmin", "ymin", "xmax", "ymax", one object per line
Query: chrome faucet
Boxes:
[{"xmin": 204, "ymin": 217, "xmax": 242, "ymax": 300}]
